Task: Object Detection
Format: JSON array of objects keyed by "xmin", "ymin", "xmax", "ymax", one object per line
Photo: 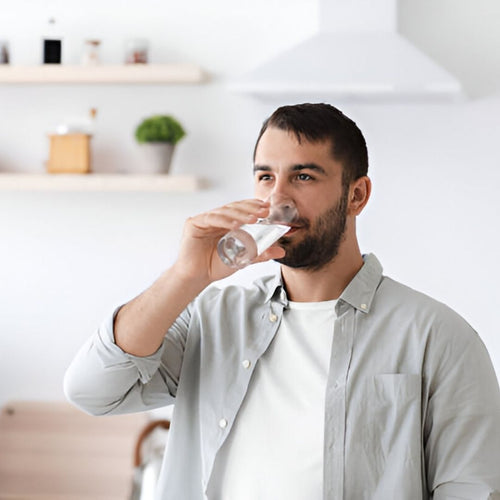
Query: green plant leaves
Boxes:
[{"xmin": 135, "ymin": 115, "xmax": 186, "ymax": 144}]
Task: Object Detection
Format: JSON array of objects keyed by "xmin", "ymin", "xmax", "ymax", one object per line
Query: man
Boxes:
[{"xmin": 65, "ymin": 103, "xmax": 500, "ymax": 500}]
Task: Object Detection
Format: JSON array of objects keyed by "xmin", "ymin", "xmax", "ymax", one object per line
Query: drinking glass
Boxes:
[{"xmin": 217, "ymin": 194, "xmax": 297, "ymax": 268}]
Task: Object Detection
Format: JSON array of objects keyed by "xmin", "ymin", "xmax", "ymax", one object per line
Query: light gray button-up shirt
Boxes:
[{"xmin": 64, "ymin": 254, "xmax": 500, "ymax": 500}]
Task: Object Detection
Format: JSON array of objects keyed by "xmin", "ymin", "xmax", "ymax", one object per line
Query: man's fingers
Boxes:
[
  {"xmin": 255, "ymin": 245, "xmax": 286, "ymax": 263},
  {"xmin": 190, "ymin": 199, "xmax": 269, "ymax": 233}
]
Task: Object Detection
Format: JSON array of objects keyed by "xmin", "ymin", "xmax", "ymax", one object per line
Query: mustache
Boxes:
[{"xmin": 291, "ymin": 216, "xmax": 310, "ymax": 228}]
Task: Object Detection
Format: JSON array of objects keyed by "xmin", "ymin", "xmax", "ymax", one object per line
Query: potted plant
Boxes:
[{"xmin": 135, "ymin": 114, "xmax": 186, "ymax": 174}]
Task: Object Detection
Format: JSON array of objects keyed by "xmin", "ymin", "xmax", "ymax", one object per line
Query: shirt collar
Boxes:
[
  {"xmin": 259, "ymin": 253, "xmax": 383, "ymax": 313},
  {"xmin": 260, "ymin": 272, "xmax": 286, "ymax": 304},
  {"xmin": 338, "ymin": 253, "xmax": 383, "ymax": 314}
]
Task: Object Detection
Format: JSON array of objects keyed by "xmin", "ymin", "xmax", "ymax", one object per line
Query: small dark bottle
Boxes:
[
  {"xmin": 43, "ymin": 18, "xmax": 61, "ymax": 64},
  {"xmin": 0, "ymin": 41, "xmax": 9, "ymax": 64}
]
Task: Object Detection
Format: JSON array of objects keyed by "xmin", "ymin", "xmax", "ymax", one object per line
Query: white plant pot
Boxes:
[{"xmin": 137, "ymin": 143, "xmax": 175, "ymax": 174}]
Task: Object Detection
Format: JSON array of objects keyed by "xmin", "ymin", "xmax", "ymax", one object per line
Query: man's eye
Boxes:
[
  {"xmin": 297, "ymin": 173, "xmax": 312, "ymax": 181},
  {"xmin": 258, "ymin": 174, "xmax": 273, "ymax": 181}
]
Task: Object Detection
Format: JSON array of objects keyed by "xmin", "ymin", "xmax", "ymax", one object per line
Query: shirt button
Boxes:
[
  {"xmin": 360, "ymin": 303, "xmax": 367, "ymax": 310},
  {"xmin": 218, "ymin": 418, "xmax": 228, "ymax": 429},
  {"xmin": 269, "ymin": 313, "xmax": 278, "ymax": 322},
  {"xmin": 242, "ymin": 359, "xmax": 251, "ymax": 369}
]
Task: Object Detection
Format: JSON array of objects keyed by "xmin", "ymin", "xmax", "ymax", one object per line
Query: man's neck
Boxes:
[{"xmin": 280, "ymin": 244, "xmax": 364, "ymax": 302}]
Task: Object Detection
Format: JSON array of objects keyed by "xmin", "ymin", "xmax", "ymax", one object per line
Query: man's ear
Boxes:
[{"xmin": 348, "ymin": 176, "xmax": 371, "ymax": 216}]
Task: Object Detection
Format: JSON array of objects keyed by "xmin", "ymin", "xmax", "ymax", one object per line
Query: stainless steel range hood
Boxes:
[{"xmin": 229, "ymin": 0, "xmax": 464, "ymax": 103}]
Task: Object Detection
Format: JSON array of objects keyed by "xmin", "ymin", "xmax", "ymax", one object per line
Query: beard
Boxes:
[{"xmin": 275, "ymin": 187, "xmax": 349, "ymax": 271}]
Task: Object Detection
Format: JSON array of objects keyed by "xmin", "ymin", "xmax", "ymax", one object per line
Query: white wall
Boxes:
[{"xmin": 1, "ymin": 0, "xmax": 499, "ymax": 407}]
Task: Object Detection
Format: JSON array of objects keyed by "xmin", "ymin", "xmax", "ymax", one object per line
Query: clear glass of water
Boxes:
[{"xmin": 217, "ymin": 194, "xmax": 297, "ymax": 268}]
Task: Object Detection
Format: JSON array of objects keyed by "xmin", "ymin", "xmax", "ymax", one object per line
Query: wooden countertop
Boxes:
[{"xmin": 0, "ymin": 401, "xmax": 148, "ymax": 500}]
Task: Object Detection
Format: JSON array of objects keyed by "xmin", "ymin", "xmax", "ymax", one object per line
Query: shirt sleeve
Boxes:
[
  {"xmin": 424, "ymin": 309, "xmax": 500, "ymax": 498},
  {"xmin": 64, "ymin": 304, "xmax": 191, "ymax": 416}
]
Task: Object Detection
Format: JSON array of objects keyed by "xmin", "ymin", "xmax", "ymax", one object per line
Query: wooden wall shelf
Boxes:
[
  {"xmin": 0, "ymin": 173, "xmax": 206, "ymax": 192},
  {"xmin": 0, "ymin": 63, "xmax": 208, "ymax": 84}
]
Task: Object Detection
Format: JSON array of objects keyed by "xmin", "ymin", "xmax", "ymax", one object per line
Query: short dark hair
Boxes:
[{"xmin": 253, "ymin": 103, "xmax": 368, "ymax": 187}]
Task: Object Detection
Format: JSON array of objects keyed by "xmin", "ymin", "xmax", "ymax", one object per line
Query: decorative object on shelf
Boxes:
[
  {"xmin": 82, "ymin": 40, "xmax": 101, "ymax": 66},
  {"xmin": 47, "ymin": 108, "xmax": 97, "ymax": 174},
  {"xmin": 0, "ymin": 41, "xmax": 9, "ymax": 64},
  {"xmin": 47, "ymin": 133, "xmax": 92, "ymax": 173},
  {"xmin": 43, "ymin": 18, "xmax": 62, "ymax": 64},
  {"xmin": 125, "ymin": 38, "xmax": 149, "ymax": 64},
  {"xmin": 135, "ymin": 114, "xmax": 186, "ymax": 174},
  {"xmin": 56, "ymin": 108, "xmax": 97, "ymax": 135}
]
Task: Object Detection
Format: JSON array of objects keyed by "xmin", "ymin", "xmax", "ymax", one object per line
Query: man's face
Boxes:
[{"xmin": 253, "ymin": 127, "xmax": 350, "ymax": 270}]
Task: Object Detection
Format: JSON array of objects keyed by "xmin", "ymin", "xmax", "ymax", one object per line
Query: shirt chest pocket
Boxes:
[
  {"xmin": 373, "ymin": 373, "xmax": 421, "ymax": 406},
  {"xmin": 345, "ymin": 373, "xmax": 424, "ymax": 499},
  {"xmin": 369, "ymin": 373, "xmax": 422, "ymax": 456}
]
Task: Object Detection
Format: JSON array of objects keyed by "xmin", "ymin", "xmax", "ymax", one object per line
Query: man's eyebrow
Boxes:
[
  {"xmin": 253, "ymin": 163, "xmax": 327, "ymax": 175},
  {"xmin": 291, "ymin": 163, "xmax": 327, "ymax": 175},
  {"xmin": 253, "ymin": 165, "xmax": 272, "ymax": 172}
]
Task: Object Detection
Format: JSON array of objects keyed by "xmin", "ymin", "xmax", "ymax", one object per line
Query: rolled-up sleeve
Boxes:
[{"xmin": 64, "ymin": 304, "xmax": 190, "ymax": 416}]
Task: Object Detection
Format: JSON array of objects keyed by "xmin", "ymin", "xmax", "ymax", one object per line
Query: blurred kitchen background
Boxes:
[{"xmin": 1, "ymin": 0, "xmax": 499, "ymax": 413}]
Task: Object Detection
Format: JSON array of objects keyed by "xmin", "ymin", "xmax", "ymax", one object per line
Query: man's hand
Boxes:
[
  {"xmin": 172, "ymin": 198, "xmax": 286, "ymax": 287},
  {"xmin": 114, "ymin": 199, "xmax": 286, "ymax": 357}
]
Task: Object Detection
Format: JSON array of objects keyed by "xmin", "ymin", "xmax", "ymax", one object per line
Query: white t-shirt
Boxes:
[{"xmin": 207, "ymin": 299, "xmax": 337, "ymax": 500}]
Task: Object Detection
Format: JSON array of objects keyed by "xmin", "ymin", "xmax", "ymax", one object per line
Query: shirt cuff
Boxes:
[{"xmin": 95, "ymin": 305, "xmax": 166, "ymax": 384}]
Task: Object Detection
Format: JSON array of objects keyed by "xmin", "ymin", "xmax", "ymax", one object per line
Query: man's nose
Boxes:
[{"xmin": 269, "ymin": 177, "xmax": 290, "ymax": 199}]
